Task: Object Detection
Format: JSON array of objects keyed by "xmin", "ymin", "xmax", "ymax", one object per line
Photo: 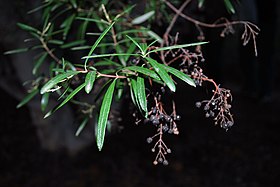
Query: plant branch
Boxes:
[{"xmin": 163, "ymin": 0, "xmax": 260, "ymax": 56}]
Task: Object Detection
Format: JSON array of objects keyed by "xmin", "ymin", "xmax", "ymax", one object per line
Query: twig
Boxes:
[
  {"xmin": 163, "ymin": 0, "xmax": 260, "ymax": 56},
  {"xmin": 161, "ymin": 0, "xmax": 191, "ymax": 63}
]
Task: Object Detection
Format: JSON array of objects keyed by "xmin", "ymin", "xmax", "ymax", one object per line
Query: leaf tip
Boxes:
[
  {"xmin": 97, "ymin": 142, "xmax": 103, "ymax": 151},
  {"xmin": 44, "ymin": 111, "xmax": 52, "ymax": 119}
]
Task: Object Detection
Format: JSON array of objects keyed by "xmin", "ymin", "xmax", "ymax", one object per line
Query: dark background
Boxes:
[{"xmin": 1, "ymin": 1, "xmax": 280, "ymax": 187}]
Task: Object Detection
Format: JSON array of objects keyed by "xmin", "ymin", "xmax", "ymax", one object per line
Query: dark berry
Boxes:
[
  {"xmin": 146, "ymin": 137, "xmax": 153, "ymax": 144},
  {"xmin": 163, "ymin": 125, "xmax": 169, "ymax": 132},
  {"xmin": 165, "ymin": 116, "xmax": 172, "ymax": 122},
  {"xmin": 152, "ymin": 119, "xmax": 160, "ymax": 126},
  {"xmin": 227, "ymin": 121, "xmax": 234, "ymax": 127},
  {"xmin": 149, "ymin": 115, "xmax": 156, "ymax": 121},
  {"xmin": 158, "ymin": 157, "xmax": 163, "ymax": 163},
  {"xmin": 174, "ymin": 115, "xmax": 181, "ymax": 121},
  {"xmin": 168, "ymin": 129, "xmax": 173, "ymax": 134},
  {"xmin": 163, "ymin": 160, "xmax": 169, "ymax": 166},
  {"xmin": 204, "ymin": 105, "xmax": 210, "ymax": 111},
  {"xmin": 159, "ymin": 114, "xmax": 165, "ymax": 121},
  {"xmin": 151, "ymin": 107, "xmax": 157, "ymax": 114},
  {"xmin": 195, "ymin": 102, "xmax": 201, "ymax": 108},
  {"xmin": 143, "ymin": 118, "xmax": 149, "ymax": 124}
]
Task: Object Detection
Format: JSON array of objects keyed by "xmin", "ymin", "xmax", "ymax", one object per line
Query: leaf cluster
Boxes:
[{"xmin": 7, "ymin": 0, "xmax": 209, "ymax": 152}]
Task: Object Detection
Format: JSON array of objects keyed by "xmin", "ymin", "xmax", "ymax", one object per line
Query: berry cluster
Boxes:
[
  {"xmin": 195, "ymin": 87, "xmax": 234, "ymax": 130},
  {"xmin": 163, "ymin": 44, "xmax": 234, "ymax": 130},
  {"xmin": 145, "ymin": 101, "xmax": 181, "ymax": 165}
]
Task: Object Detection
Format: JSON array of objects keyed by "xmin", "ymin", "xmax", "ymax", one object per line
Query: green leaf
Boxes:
[
  {"xmin": 82, "ymin": 53, "xmax": 139, "ymax": 59},
  {"xmin": 126, "ymin": 35, "xmax": 144, "ymax": 54},
  {"xmin": 28, "ymin": 2, "xmax": 50, "ymax": 14},
  {"xmin": 4, "ymin": 48, "xmax": 28, "ymax": 55},
  {"xmin": 85, "ymin": 71, "xmax": 96, "ymax": 94},
  {"xmin": 145, "ymin": 57, "xmax": 176, "ymax": 92},
  {"xmin": 17, "ymin": 23, "xmax": 40, "ymax": 33},
  {"xmin": 124, "ymin": 43, "xmax": 136, "ymax": 62},
  {"xmin": 76, "ymin": 17, "xmax": 109, "ymax": 24},
  {"xmin": 44, "ymin": 83, "xmax": 86, "ymax": 118},
  {"xmin": 40, "ymin": 71, "xmax": 80, "ymax": 94},
  {"xmin": 70, "ymin": 0, "xmax": 77, "ymax": 8},
  {"xmin": 96, "ymin": 79, "xmax": 116, "ymax": 151},
  {"xmin": 147, "ymin": 31, "xmax": 163, "ymax": 44},
  {"xmin": 159, "ymin": 64, "xmax": 196, "ymax": 87},
  {"xmin": 198, "ymin": 0, "xmax": 205, "ymax": 8},
  {"xmin": 146, "ymin": 42, "xmax": 208, "ymax": 55},
  {"xmin": 131, "ymin": 11, "xmax": 155, "ymax": 25},
  {"xmin": 114, "ymin": 4, "xmax": 136, "ymax": 20},
  {"xmin": 125, "ymin": 66, "xmax": 160, "ymax": 80},
  {"xmin": 41, "ymin": 93, "xmax": 50, "ymax": 112},
  {"xmin": 94, "ymin": 59, "xmax": 122, "ymax": 67},
  {"xmin": 62, "ymin": 14, "xmax": 75, "ymax": 39},
  {"xmin": 129, "ymin": 78, "xmax": 140, "ymax": 108},
  {"xmin": 75, "ymin": 117, "xmax": 89, "ymax": 136},
  {"xmin": 48, "ymin": 40, "xmax": 64, "ymax": 45},
  {"xmin": 84, "ymin": 22, "xmax": 115, "ymax": 66},
  {"xmin": 60, "ymin": 40, "xmax": 85, "ymax": 49},
  {"xmin": 16, "ymin": 89, "xmax": 39, "ymax": 108},
  {"xmin": 224, "ymin": 0, "xmax": 235, "ymax": 14},
  {"xmin": 137, "ymin": 77, "xmax": 148, "ymax": 117},
  {"xmin": 33, "ymin": 52, "xmax": 48, "ymax": 75}
]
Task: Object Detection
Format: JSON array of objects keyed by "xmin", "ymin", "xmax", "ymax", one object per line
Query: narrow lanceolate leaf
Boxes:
[
  {"xmin": 129, "ymin": 78, "xmax": 138, "ymax": 107},
  {"xmin": 17, "ymin": 89, "xmax": 39, "ymax": 108},
  {"xmin": 146, "ymin": 42, "xmax": 208, "ymax": 55},
  {"xmin": 145, "ymin": 57, "xmax": 176, "ymax": 92},
  {"xmin": 60, "ymin": 40, "xmax": 85, "ymax": 49},
  {"xmin": 4, "ymin": 48, "xmax": 28, "ymax": 55},
  {"xmin": 97, "ymin": 80, "xmax": 116, "ymax": 151},
  {"xmin": 40, "ymin": 71, "xmax": 80, "ymax": 94},
  {"xmin": 85, "ymin": 71, "xmax": 96, "ymax": 94},
  {"xmin": 84, "ymin": 22, "xmax": 115, "ymax": 66},
  {"xmin": 125, "ymin": 66, "xmax": 160, "ymax": 80},
  {"xmin": 33, "ymin": 52, "xmax": 48, "ymax": 75},
  {"xmin": 159, "ymin": 64, "xmax": 196, "ymax": 87},
  {"xmin": 126, "ymin": 35, "xmax": 144, "ymax": 54},
  {"xmin": 224, "ymin": 0, "xmax": 235, "ymax": 14},
  {"xmin": 137, "ymin": 77, "xmax": 148, "ymax": 117},
  {"xmin": 75, "ymin": 117, "xmax": 89, "ymax": 136},
  {"xmin": 44, "ymin": 83, "xmax": 86, "ymax": 118},
  {"xmin": 147, "ymin": 31, "xmax": 163, "ymax": 44},
  {"xmin": 198, "ymin": 0, "xmax": 205, "ymax": 8},
  {"xmin": 62, "ymin": 14, "xmax": 75, "ymax": 39},
  {"xmin": 41, "ymin": 93, "xmax": 50, "ymax": 112},
  {"xmin": 17, "ymin": 23, "xmax": 40, "ymax": 33},
  {"xmin": 131, "ymin": 11, "xmax": 155, "ymax": 25}
]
